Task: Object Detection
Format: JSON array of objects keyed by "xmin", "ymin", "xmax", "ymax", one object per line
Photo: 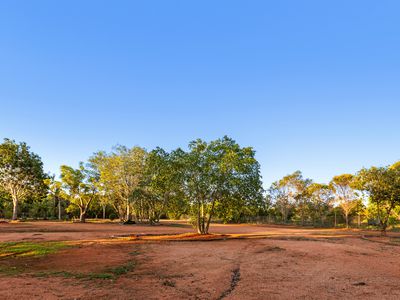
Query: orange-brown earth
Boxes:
[{"xmin": 0, "ymin": 221, "xmax": 400, "ymax": 299}]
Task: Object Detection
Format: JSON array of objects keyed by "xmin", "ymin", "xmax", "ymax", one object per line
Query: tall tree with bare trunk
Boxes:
[
  {"xmin": 0, "ymin": 139, "xmax": 47, "ymax": 220},
  {"xmin": 88, "ymin": 146, "xmax": 147, "ymax": 222},
  {"xmin": 330, "ymin": 174, "xmax": 357, "ymax": 228},
  {"xmin": 60, "ymin": 164, "xmax": 97, "ymax": 222}
]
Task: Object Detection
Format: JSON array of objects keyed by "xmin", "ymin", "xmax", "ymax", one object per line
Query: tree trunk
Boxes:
[
  {"xmin": 380, "ymin": 214, "xmax": 390, "ymax": 236},
  {"xmin": 334, "ymin": 210, "xmax": 337, "ymax": 228},
  {"xmin": 58, "ymin": 198, "xmax": 62, "ymax": 220},
  {"xmin": 53, "ymin": 197, "xmax": 57, "ymax": 219},
  {"xmin": 196, "ymin": 202, "xmax": 201, "ymax": 234},
  {"xmin": 320, "ymin": 209, "xmax": 324, "ymax": 226},
  {"xmin": 112, "ymin": 204, "xmax": 124, "ymax": 221},
  {"xmin": 283, "ymin": 207, "xmax": 287, "ymax": 224},
  {"xmin": 102, "ymin": 205, "xmax": 106, "ymax": 219},
  {"xmin": 205, "ymin": 200, "xmax": 216, "ymax": 234},
  {"xmin": 200, "ymin": 203, "xmax": 206, "ymax": 234},
  {"xmin": 79, "ymin": 209, "xmax": 86, "ymax": 223},
  {"xmin": 381, "ymin": 227, "xmax": 387, "ymax": 236},
  {"xmin": 12, "ymin": 197, "xmax": 18, "ymax": 221},
  {"xmin": 155, "ymin": 211, "xmax": 162, "ymax": 224},
  {"xmin": 126, "ymin": 200, "xmax": 130, "ymax": 221},
  {"xmin": 380, "ymin": 217, "xmax": 388, "ymax": 236},
  {"xmin": 197, "ymin": 216, "xmax": 204, "ymax": 234},
  {"xmin": 345, "ymin": 213, "xmax": 349, "ymax": 229}
]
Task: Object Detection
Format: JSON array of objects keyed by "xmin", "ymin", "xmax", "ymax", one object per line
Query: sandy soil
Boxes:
[{"xmin": 0, "ymin": 221, "xmax": 399, "ymax": 299}]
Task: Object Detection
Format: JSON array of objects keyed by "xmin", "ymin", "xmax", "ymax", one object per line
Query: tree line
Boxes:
[
  {"xmin": 0, "ymin": 137, "xmax": 263, "ymax": 234},
  {"xmin": 267, "ymin": 164, "xmax": 400, "ymax": 235},
  {"xmin": 0, "ymin": 137, "xmax": 399, "ymax": 235}
]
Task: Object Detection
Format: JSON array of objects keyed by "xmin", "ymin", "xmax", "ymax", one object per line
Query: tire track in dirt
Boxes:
[
  {"xmin": 216, "ymin": 239, "xmax": 262, "ymax": 299},
  {"xmin": 217, "ymin": 267, "xmax": 241, "ymax": 300}
]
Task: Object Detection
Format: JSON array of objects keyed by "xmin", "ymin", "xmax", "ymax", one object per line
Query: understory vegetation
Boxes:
[{"xmin": 0, "ymin": 137, "xmax": 399, "ymax": 235}]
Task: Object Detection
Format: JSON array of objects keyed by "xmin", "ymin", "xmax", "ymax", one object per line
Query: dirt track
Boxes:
[{"xmin": 0, "ymin": 221, "xmax": 399, "ymax": 299}]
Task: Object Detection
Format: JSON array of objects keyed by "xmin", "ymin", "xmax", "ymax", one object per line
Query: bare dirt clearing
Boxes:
[{"xmin": 0, "ymin": 221, "xmax": 399, "ymax": 299}]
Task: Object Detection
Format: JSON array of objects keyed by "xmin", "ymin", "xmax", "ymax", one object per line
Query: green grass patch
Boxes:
[
  {"xmin": 0, "ymin": 265, "xmax": 24, "ymax": 276},
  {"xmin": 34, "ymin": 271, "xmax": 76, "ymax": 278},
  {"xmin": 389, "ymin": 237, "xmax": 400, "ymax": 243},
  {"xmin": 0, "ymin": 241, "xmax": 71, "ymax": 258},
  {"xmin": 34, "ymin": 271, "xmax": 114, "ymax": 280},
  {"xmin": 32, "ymin": 261, "xmax": 136, "ymax": 281},
  {"xmin": 129, "ymin": 250, "xmax": 141, "ymax": 256},
  {"xmin": 106, "ymin": 261, "xmax": 135, "ymax": 276},
  {"xmin": 88, "ymin": 273, "xmax": 115, "ymax": 280}
]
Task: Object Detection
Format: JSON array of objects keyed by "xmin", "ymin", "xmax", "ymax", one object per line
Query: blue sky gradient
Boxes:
[{"xmin": 0, "ymin": 1, "xmax": 399, "ymax": 186}]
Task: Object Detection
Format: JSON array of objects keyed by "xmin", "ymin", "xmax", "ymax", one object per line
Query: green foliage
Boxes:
[
  {"xmin": 143, "ymin": 147, "xmax": 187, "ymax": 223},
  {"xmin": 307, "ymin": 183, "xmax": 333, "ymax": 226},
  {"xmin": 106, "ymin": 261, "xmax": 135, "ymax": 276},
  {"xmin": 28, "ymin": 198, "xmax": 55, "ymax": 219},
  {"xmin": 88, "ymin": 146, "xmax": 147, "ymax": 222},
  {"xmin": 0, "ymin": 241, "xmax": 70, "ymax": 257},
  {"xmin": 60, "ymin": 164, "xmax": 97, "ymax": 222},
  {"xmin": 0, "ymin": 138, "xmax": 48, "ymax": 220},
  {"xmin": 183, "ymin": 136, "xmax": 264, "ymax": 233},
  {"xmin": 356, "ymin": 162, "xmax": 400, "ymax": 234},
  {"xmin": 4, "ymin": 135, "xmax": 400, "ymax": 234},
  {"xmin": 269, "ymin": 171, "xmax": 314, "ymax": 224},
  {"xmin": 34, "ymin": 270, "xmax": 114, "ymax": 280},
  {"xmin": 32, "ymin": 261, "xmax": 135, "ymax": 280},
  {"xmin": 330, "ymin": 174, "xmax": 358, "ymax": 228},
  {"xmin": 45, "ymin": 176, "xmax": 66, "ymax": 220},
  {"xmin": 86, "ymin": 137, "xmax": 263, "ymax": 232}
]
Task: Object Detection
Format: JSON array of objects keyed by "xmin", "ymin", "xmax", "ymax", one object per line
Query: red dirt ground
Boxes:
[{"xmin": 0, "ymin": 221, "xmax": 400, "ymax": 299}]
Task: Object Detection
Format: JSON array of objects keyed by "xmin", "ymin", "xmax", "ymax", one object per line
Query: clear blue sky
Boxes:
[{"xmin": 0, "ymin": 1, "xmax": 399, "ymax": 187}]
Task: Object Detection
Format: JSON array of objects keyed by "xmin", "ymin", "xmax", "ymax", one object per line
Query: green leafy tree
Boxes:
[
  {"xmin": 0, "ymin": 139, "xmax": 47, "ymax": 220},
  {"xmin": 183, "ymin": 136, "xmax": 263, "ymax": 234},
  {"xmin": 269, "ymin": 180, "xmax": 292, "ymax": 223},
  {"xmin": 86, "ymin": 152, "xmax": 111, "ymax": 220},
  {"xmin": 307, "ymin": 183, "xmax": 333, "ymax": 226},
  {"xmin": 281, "ymin": 171, "xmax": 312, "ymax": 225},
  {"xmin": 0, "ymin": 190, "xmax": 9, "ymax": 218},
  {"xmin": 356, "ymin": 162, "xmax": 400, "ymax": 235},
  {"xmin": 268, "ymin": 171, "xmax": 312, "ymax": 224},
  {"xmin": 89, "ymin": 146, "xmax": 147, "ymax": 221},
  {"xmin": 164, "ymin": 148, "xmax": 189, "ymax": 219},
  {"xmin": 143, "ymin": 147, "xmax": 186, "ymax": 224},
  {"xmin": 29, "ymin": 197, "xmax": 54, "ymax": 219},
  {"xmin": 45, "ymin": 176, "xmax": 64, "ymax": 220},
  {"xmin": 330, "ymin": 174, "xmax": 357, "ymax": 228},
  {"xmin": 60, "ymin": 164, "xmax": 97, "ymax": 222}
]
